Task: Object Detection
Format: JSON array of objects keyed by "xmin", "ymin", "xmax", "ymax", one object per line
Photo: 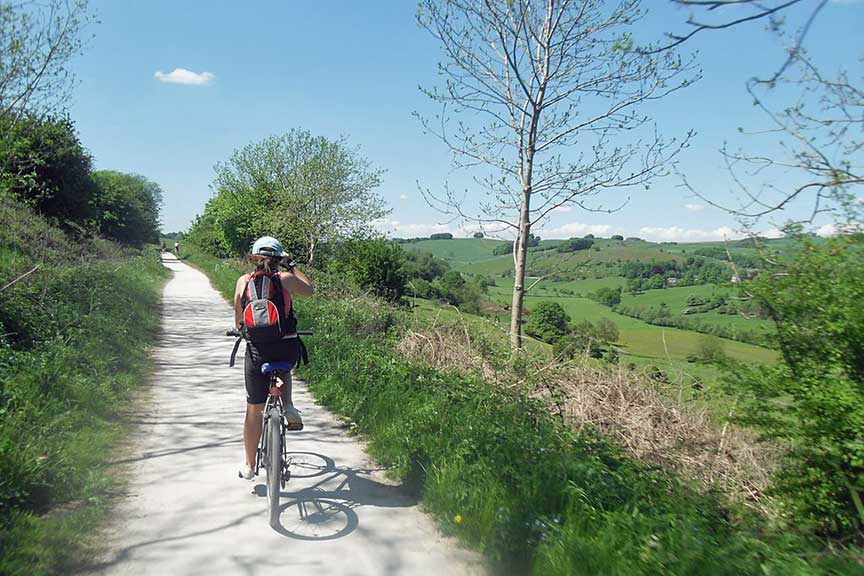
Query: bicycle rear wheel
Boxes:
[{"xmin": 266, "ymin": 407, "xmax": 282, "ymax": 527}]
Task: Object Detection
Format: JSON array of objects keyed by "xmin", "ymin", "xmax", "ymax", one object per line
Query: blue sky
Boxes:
[{"xmin": 67, "ymin": 0, "xmax": 863, "ymax": 241}]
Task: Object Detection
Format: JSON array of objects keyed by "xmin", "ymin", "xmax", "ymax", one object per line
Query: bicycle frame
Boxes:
[{"xmin": 255, "ymin": 371, "xmax": 290, "ymax": 483}]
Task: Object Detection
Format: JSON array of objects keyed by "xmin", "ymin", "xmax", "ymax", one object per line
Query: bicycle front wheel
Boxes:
[{"xmin": 266, "ymin": 407, "xmax": 282, "ymax": 527}]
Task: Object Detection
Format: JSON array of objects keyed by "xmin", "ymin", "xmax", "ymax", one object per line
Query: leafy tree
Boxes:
[
  {"xmin": 429, "ymin": 232, "xmax": 453, "ymax": 240},
  {"xmin": 418, "ymin": 0, "xmax": 695, "ymax": 351},
  {"xmin": 593, "ymin": 286, "xmax": 622, "ymax": 308},
  {"xmin": 492, "ymin": 243, "xmax": 513, "ymax": 256},
  {"xmin": 526, "ymin": 233, "xmax": 540, "ymax": 248},
  {"xmin": 611, "ymin": 234, "xmax": 624, "ymax": 241},
  {"xmin": 728, "ymin": 228, "xmax": 864, "ymax": 538},
  {"xmin": 90, "ymin": 171, "xmax": 162, "ymax": 247},
  {"xmin": 190, "ymin": 129, "xmax": 386, "ymax": 266},
  {"xmin": 557, "ymin": 238, "xmax": 594, "ymax": 253},
  {"xmin": 402, "ymin": 251, "xmax": 449, "ymax": 281},
  {"xmin": 596, "ymin": 318, "xmax": 620, "ymax": 343},
  {"xmin": 697, "ymin": 336, "xmax": 727, "ymax": 364},
  {"xmin": 472, "ymin": 231, "xmax": 484, "ymax": 239},
  {"xmin": 332, "ymin": 238, "xmax": 406, "ymax": 302},
  {"xmin": 0, "ymin": 114, "xmax": 96, "ymax": 227},
  {"xmin": 524, "ymin": 301, "xmax": 571, "ymax": 344}
]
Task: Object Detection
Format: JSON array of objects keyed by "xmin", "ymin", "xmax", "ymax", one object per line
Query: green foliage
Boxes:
[
  {"xmin": 331, "ymin": 238, "xmax": 407, "ymax": 301},
  {"xmin": 429, "ymin": 232, "xmax": 454, "ymax": 240},
  {"xmin": 697, "ymin": 336, "xmax": 728, "ymax": 364},
  {"xmin": 557, "ymin": 238, "xmax": 594, "ymax": 253},
  {"xmin": 0, "ymin": 214, "xmax": 167, "ymax": 573},
  {"xmin": 0, "ymin": 114, "xmax": 96, "ymax": 227},
  {"xmin": 91, "ymin": 171, "xmax": 162, "ymax": 247},
  {"xmin": 187, "ymin": 129, "xmax": 386, "ymax": 265},
  {"xmin": 727, "ymin": 229, "xmax": 864, "ymax": 538},
  {"xmin": 592, "ymin": 286, "xmax": 622, "ymax": 307},
  {"xmin": 493, "ymin": 242, "xmax": 514, "ymax": 255},
  {"xmin": 402, "ymin": 251, "xmax": 449, "ymax": 281},
  {"xmin": 525, "ymin": 301, "xmax": 571, "ymax": 344},
  {"xmin": 596, "ymin": 318, "xmax": 619, "ymax": 343},
  {"xmin": 473, "ymin": 231, "xmax": 484, "ymax": 238},
  {"xmin": 291, "ymin": 295, "xmax": 858, "ymax": 575},
  {"xmin": 428, "ymin": 271, "xmax": 486, "ymax": 313}
]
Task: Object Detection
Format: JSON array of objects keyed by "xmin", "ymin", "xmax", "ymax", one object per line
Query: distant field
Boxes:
[
  {"xmin": 485, "ymin": 289, "xmax": 776, "ymax": 364},
  {"xmin": 620, "ymin": 284, "xmax": 775, "ymax": 333},
  {"xmin": 400, "ymin": 236, "xmax": 779, "ymax": 368},
  {"xmin": 401, "ymin": 238, "xmax": 507, "ymax": 262}
]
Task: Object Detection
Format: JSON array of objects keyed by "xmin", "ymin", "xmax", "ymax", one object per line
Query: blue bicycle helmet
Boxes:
[{"xmin": 251, "ymin": 236, "xmax": 285, "ymax": 257}]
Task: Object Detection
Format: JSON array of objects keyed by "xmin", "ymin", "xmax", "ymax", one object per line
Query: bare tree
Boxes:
[
  {"xmin": 665, "ymin": 0, "xmax": 862, "ymax": 225},
  {"xmin": 0, "ymin": 0, "xmax": 93, "ymax": 128},
  {"xmin": 417, "ymin": 0, "xmax": 697, "ymax": 351}
]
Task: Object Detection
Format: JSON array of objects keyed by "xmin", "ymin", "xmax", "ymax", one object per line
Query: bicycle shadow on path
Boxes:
[{"xmin": 250, "ymin": 450, "xmax": 419, "ymax": 541}]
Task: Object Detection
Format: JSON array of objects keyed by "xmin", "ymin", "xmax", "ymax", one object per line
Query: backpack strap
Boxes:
[{"xmin": 229, "ymin": 336, "xmax": 242, "ymax": 367}]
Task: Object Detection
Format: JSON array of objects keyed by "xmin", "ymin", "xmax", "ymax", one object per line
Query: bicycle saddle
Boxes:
[{"xmin": 261, "ymin": 361, "xmax": 294, "ymax": 374}]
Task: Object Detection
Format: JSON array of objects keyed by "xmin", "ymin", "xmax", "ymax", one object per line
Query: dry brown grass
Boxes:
[{"xmin": 397, "ymin": 321, "xmax": 780, "ymax": 512}]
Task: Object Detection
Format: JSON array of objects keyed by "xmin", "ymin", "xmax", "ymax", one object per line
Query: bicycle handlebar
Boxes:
[{"xmin": 226, "ymin": 329, "xmax": 313, "ymax": 337}]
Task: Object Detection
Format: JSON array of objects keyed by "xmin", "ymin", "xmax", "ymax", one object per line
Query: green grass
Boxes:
[
  {"xmin": 297, "ymin": 296, "xmax": 857, "ymax": 575},
  {"xmin": 0, "ymin": 246, "xmax": 168, "ymax": 575},
  {"xmin": 401, "ymin": 238, "xmax": 508, "ymax": 262},
  {"xmin": 486, "ymin": 287, "xmax": 776, "ymax": 364}
]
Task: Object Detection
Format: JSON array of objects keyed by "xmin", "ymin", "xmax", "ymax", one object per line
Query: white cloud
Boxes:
[
  {"xmin": 537, "ymin": 222, "xmax": 613, "ymax": 238},
  {"xmin": 761, "ymin": 227, "xmax": 785, "ymax": 239},
  {"xmin": 154, "ymin": 68, "xmax": 215, "ymax": 86},
  {"xmin": 460, "ymin": 222, "xmax": 513, "ymax": 236},
  {"xmin": 371, "ymin": 218, "xmax": 452, "ymax": 237},
  {"xmin": 399, "ymin": 194, "xmax": 408, "ymax": 200},
  {"xmin": 551, "ymin": 205, "xmax": 573, "ymax": 213},
  {"xmin": 816, "ymin": 224, "xmax": 837, "ymax": 237},
  {"xmin": 685, "ymin": 203, "xmax": 705, "ymax": 212},
  {"xmin": 638, "ymin": 225, "xmax": 746, "ymax": 242}
]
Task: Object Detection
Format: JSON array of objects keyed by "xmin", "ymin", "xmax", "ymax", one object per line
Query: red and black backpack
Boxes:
[{"xmin": 240, "ymin": 272, "xmax": 296, "ymax": 343}]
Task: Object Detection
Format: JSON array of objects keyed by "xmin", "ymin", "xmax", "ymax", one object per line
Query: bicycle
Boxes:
[{"xmin": 227, "ymin": 328, "xmax": 312, "ymax": 527}]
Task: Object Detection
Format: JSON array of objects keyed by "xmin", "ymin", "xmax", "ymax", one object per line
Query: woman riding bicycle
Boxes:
[{"xmin": 234, "ymin": 236, "xmax": 314, "ymax": 480}]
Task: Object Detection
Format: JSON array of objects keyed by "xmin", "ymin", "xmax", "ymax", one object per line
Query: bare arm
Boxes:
[
  {"xmin": 234, "ymin": 275, "xmax": 246, "ymax": 328},
  {"xmin": 280, "ymin": 268, "xmax": 314, "ymax": 297}
]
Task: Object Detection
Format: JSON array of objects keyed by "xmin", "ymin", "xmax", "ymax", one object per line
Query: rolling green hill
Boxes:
[{"xmin": 399, "ymin": 236, "xmax": 782, "ymax": 366}]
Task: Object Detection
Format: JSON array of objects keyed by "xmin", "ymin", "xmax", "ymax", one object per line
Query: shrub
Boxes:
[
  {"xmin": 697, "ymin": 336, "xmax": 727, "ymax": 364},
  {"xmin": 0, "ymin": 115, "xmax": 96, "ymax": 228},
  {"xmin": 727, "ymin": 228, "xmax": 864, "ymax": 538},
  {"xmin": 596, "ymin": 318, "xmax": 619, "ymax": 343},
  {"xmin": 524, "ymin": 302, "xmax": 571, "ymax": 344},
  {"xmin": 331, "ymin": 238, "xmax": 407, "ymax": 301},
  {"xmin": 592, "ymin": 286, "xmax": 622, "ymax": 307},
  {"xmin": 557, "ymin": 238, "xmax": 594, "ymax": 253},
  {"xmin": 429, "ymin": 232, "xmax": 454, "ymax": 240},
  {"xmin": 493, "ymin": 243, "xmax": 514, "ymax": 255}
]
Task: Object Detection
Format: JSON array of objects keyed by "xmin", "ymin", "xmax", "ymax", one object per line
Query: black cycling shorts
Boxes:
[{"xmin": 243, "ymin": 340, "xmax": 300, "ymax": 404}]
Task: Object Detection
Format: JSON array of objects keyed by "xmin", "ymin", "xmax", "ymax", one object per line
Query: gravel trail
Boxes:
[{"xmin": 93, "ymin": 255, "xmax": 483, "ymax": 576}]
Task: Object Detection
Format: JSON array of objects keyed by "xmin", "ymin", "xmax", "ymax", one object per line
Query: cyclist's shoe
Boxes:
[
  {"xmin": 238, "ymin": 463, "xmax": 255, "ymax": 480},
  {"xmin": 284, "ymin": 405, "xmax": 304, "ymax": 431}
]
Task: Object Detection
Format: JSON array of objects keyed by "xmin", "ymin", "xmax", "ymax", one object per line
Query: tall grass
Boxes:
[{"xmin": 0, "ymin": 200, "xmax": 168, "ymax": 575}]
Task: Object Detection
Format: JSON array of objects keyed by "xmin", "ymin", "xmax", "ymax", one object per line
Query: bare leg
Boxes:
[
  {"xmin": 244, "ymin": 403, "xmax": 264, "ymax": 468},
  {"xmin": 276, "ymin": 372, "xmax": 294, "ymax": 406}
]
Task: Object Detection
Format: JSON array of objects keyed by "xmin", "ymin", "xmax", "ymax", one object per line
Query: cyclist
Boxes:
[
  {"xmin": 234, "ymin": 236, "xmax": 314, "ymax": 480},
  {"xmin": 173, "ymin": 241, "xmax": 180, "ymax": 257}
]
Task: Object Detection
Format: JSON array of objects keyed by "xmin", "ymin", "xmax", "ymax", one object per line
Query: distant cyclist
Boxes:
[
  {"xmin": 234, "ymin": 236, "xmax": 314, "ymax": 480},
  {"xmin": 173, "ymin": 241, "xmax": 180, "ymax": 257}
]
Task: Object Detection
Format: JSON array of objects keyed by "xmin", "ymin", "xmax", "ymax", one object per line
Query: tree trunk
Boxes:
[
  {"xmin": 509, "ymin": 189, "xmax": 532, "ymax": 352},
  {"xmin": 307, "ymin": 237, "xmax": 316, "ymax": 269}
]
